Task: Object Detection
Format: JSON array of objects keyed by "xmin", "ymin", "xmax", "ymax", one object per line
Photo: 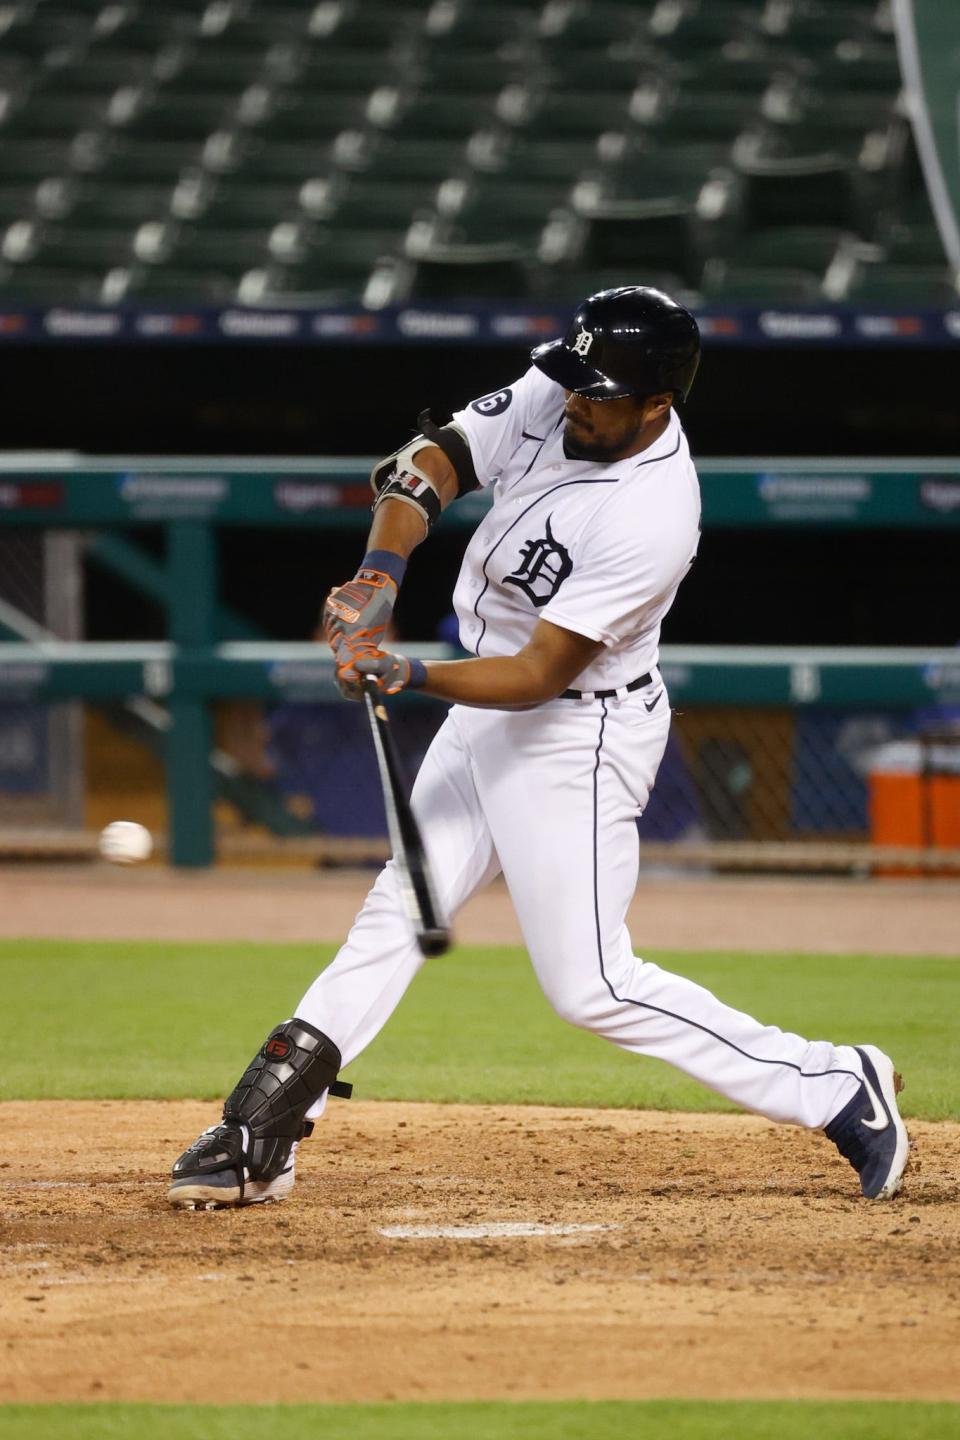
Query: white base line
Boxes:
[{"xmin": 378, "ymin": 1222, "xmax": 621, "ymax": 1240}]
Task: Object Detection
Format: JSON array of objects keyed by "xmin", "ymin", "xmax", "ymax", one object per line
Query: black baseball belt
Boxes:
[{"xmin": 560, "ymin": 671, "xmax": 654, "ymax": 701}]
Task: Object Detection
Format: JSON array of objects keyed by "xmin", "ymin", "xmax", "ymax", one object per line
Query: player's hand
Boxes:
[
  {"xmin": 354, "ymin": 650, "xmax": 427, "ymax": 698},
  {"xmin": 321, "ymin": 567, "xmax": 398, "ymax": 652}
]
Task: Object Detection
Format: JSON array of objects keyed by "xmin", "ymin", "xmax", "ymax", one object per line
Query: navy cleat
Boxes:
[
  {"xmin": 824, "ymin": 1045, "xmax": 910, "ymax": 1200},
  {"xmin": 167, "ymin": 1121, "xmax": 306, "ymax": 1210}
]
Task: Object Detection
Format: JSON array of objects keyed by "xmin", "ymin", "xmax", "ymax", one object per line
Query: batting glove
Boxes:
[
  {"xmin": 322, "ymin": 566, "xmax": 398, "ymax": 652},
  {"xmin": 354, "ymin": 651, "xmax": 428, "ymax": 697}
]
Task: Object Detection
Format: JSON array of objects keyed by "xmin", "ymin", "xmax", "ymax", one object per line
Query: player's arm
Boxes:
[{"xmin": 357, "ymin": 619, "xmax": 603, "ymax": 710}]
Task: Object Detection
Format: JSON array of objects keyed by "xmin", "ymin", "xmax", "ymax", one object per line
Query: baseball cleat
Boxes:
[
  {"xmin": 167, "ymin": 1121, "xmax": 301, "ymax": 1210},
  {"xmin": 824, "ymin": 1045, "xmax": 910, "ymax": 1200}
]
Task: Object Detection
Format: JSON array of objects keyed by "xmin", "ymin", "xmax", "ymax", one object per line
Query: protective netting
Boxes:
[{"xmin": 210, "ymin": 698, "xmax": 960, "ymax": 871}]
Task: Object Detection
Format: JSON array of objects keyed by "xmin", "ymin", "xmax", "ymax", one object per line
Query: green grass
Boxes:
[
  {"xmin": 0, "ymin": 1404, "xmax": 958, "ymax": 1440},
  {"xmin": 2, "ymin": 939, "xmax": 957, "ymax": 1116}
]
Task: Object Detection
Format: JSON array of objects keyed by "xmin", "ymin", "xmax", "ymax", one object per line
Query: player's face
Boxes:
[{"xmin": 562, "ymin": 390, "xmax": 671, "ymax": 462}]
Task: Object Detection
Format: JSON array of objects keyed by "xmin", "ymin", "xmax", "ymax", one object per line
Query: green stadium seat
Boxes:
[
  {"xmin": 731, "ymin": 225, "xmax": 845, "ymax": 271},
  {"xmin": 673, "ymin": 44, "xmax": 813, "ymax": 94},
  {"xmin": 882, "ymin": 220, "xmax": 947, "ymax": 268},
  {"xmin": 117, "ymin": 264, "xmax": 244, "ymax": 301},
  {"xmin": 116, "ymin": 94, "xmax": 239, "ymax": 142},
  {"xmin": 253, "ymin": 227, "xmax": 407, "ymax": 302},
  {"xmin": 843, "ymin": 263, "xmax": 959, "ymax": 304},
  {"xmin": 648, "ymin": 92, "xmax": 762, "ymax": 142},
  {"xmin": 348, "ymin": 136, "xmax": 471, "ymax": 184},
  {"xmin": 322, "ymin": 175, "xmax": 440, "ymax": 228},
  {"xmin": 87, "ymin": 13, "xmax": 202, "ymax": 53},
  {"xmin": 249, "ymin": 94, "xmax": 371, "ymax": 144},
  {"xmin": 310, "ymin": 5, "xmax": 419, "ymax": 52},
  {"xmin": 510, "ymin": 92, "xmax": 634, "ymax": 141},
  {"xmin": 31, "ymin": 54, "xmax": 155, "ymax": 95},
  {"xmin": 156, "ymin": 52, "xmax": 276, "ymax": 95},
  {"xmin": 647, "ymin": 2, "xmax": 764, "ymax": 54},
  {"xmin": 539, "ymin": 5, "xmax": 650, "ymax": 48},
  {"xmin": 0, "ymin": 263, "xmax": 109, "ymax": 300},
  {"xmin": 497, "ymin": 137, "xmax": 616, "ymax": 182},
  {"xmin": 809, "ymin": 44, "xmax": 901, "ymax": 93},
  {"xmin": 405, "ymin": 245, "xmax": 532, "ymax": 300},
  {"xmin": 602, "ymin": 141, "xmax": 731, "ymax": 200},
  {"xmin": 432, "ymin": 176, "xmax": 575, "ymax": 246},
  {"xmin": 0, "ymin": 16, "xmax": 88, "ymax": 62},
  {"xmin": 232, "ymin": 140, "xmax": 336, "ymax": 184},
  {"xmin": 421, "ymin": 5, "xmax": 538, "ymax": 50},
  {"xmin": 381, "ymin": 94, "xmax": 502, "ymax": 140},
  {"xmin": 0, "ymin": 95, "xmax": 111, "ymax": 141},
  {"xmin": 0, "ymin": 139, "xmax": 77, "ymax": 182},
  {"xmin": 192, "ymin": 181, "xmax": 308, "ymax": 229},
  {"xmin": 772, "ymin": 3, "xmax": 879, "ymax": 51},
  {"xmin": 572, "ymin": 199, "xmax": 704, "ymax": 287},
  {"xmin": 2, "ymin": 222, "xmax": 138, "ymax": 276},
  {"xmin": 0, "ymin": 185, "xmax": 38, "ymax": 229},
  {"xmin": 541, "ymin": 49, "xmax": 669, "ymax": 94},
  {"xmin": 699, "ymin": 260, "xmax": 823, "ymax": 300},
  {"xmin": 416, "ymin": 51, "xmax": 532, "ymax": 95},
  {"xmin": 290, "ymin": 50, "xmax": 403, "ymax": 94},
  {"xmin": 92, "ymin": 139, "xmax": 206, "ymax": 183},
  {"xmin": 62, "ymin": 181, "xmax": 178, "ymax": 228},
  {"xmin": 736, "ymin": 154, "xmax": 860, "ymax": 231}
]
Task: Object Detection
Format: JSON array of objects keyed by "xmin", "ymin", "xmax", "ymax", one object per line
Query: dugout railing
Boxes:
[{"xmin": 1, "ymin": 455, "xmax": 958, "ymax": 871}]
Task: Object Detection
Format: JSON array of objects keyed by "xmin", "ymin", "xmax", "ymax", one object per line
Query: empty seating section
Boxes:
[{"xmin": 0, "ymin": 0, "xmax": 952, "ymax": 304}]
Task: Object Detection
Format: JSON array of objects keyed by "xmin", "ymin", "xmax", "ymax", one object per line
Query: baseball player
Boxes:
[{"xmin": 169, "ymin": 287, "xmax": 909, "ymax": 1210}]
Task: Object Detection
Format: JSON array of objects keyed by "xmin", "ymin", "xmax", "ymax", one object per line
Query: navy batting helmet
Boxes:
[{"xmin": 531, "ymin": 286, "xmax": 700, "ymax": 403}]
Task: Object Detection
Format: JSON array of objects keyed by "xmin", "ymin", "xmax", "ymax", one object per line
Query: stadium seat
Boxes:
[
  {"xmin": 156, "ymin": 51, "xmax": 277, "ymax": 95},
  {"xmin": 539, "ymin": 4, "xmax": 650, "ymax": 48},
  {"xmin": 347, "ymin": 136, "xmax": 473, "ymax": 184},
  {"xmin": 510, "ymin": 92, "xmax": 635, "ymax": 141},
  {"xmin": 540, "ymin": 49, "xmax": 671, "ymax": 94},
  {"xmin": 603, "ymin": 141, "xmax": 732, "ymax": 201},
  {"xmin": 0, "ymin": 185, "xmax": 39, "ymax": 229},
  {"xmin": 699, "ymin": 260, "xmax": 824, "ymax": 300},
  {"xmin": 247, "ymin": 94, "xmax": 372, "ymax": 144},
  {"xmin": 320, "ymin": 175, "xmax": 440, "ymax": 229},
  {"xmin": 308, "ymin": 4, "xmax": 420, "ymax": 52},
  {"xmin": 421, "ymin": 5, "xmax": 539, "ymax": 51},
  {"xmin": 114, "ymin": 94, "xmax": 240, "ymax": 142},
  {"xmin": 288, "ymin": 50, "xmax": 405, "ymax": 95},
  {"xmin": 843, "ymin": 263, "xmax": 959, "ymax": 304},
  {"xmin": 117, "ymin": 264, "xmax": 244, "ymax": 301},
  {"xmin": 570, "ymin": 198, "xmax": 705, "ymax": 287},
  {"xmin": 735, "ymin": 154, "xmax": 861, "ymax": 232},
  {"xmin": 251, "ymin": 227, "xmax": 408, "ymax": 302},
  {"xmin": 728, "ymin": 225, "xmax": 846, "ymax": 272},
  {"xmin": 230, "ymin": 139, "xmax": 338, "ymax": 184},
  {"xmin": 30, "ymin": 54, "xmax": 155, "ymax": 95},
  {"xmin": 0, "ymin": 139, "xmax": 79, "ymax": 183},
  {"xmin": 496, "ymin": 137, "xmax": 620, "ymax": 183},
  {"xmin": 60, "ymin": 182, "xmax": 179, "ymax": 229},
  {"xmin": 190, "ymin": 181, "xmax": 310, "ymax": 230},
  {"xmin": 648, "ymin": 92, "xmax": 763, "ymax": 142},
  {"xmin": 379, "ymin": 94, "xmax": 502, "ymax": 141},
  {"xmin": 646, "ymin": 1, "xmax": 764, "ymax": 54},
  {"xmin": 810, "ymin": 43, "xmax": 902, "ymax": 94},
  {"xmin": 429, "ymin": 176, "xmax": 576, "ymax": 247},
  {"xmin": 417, "ymin": 51, "xmax": 534, "ymax": 95},
  {"xmin": 770, "ymin": 2, "xmax": 881, "ymax": 51},
  {"xmin": 404, "ymin": 245, "xmax": 532, "ymax": 300},
  {"xmin": 91, "ymin": 139, "xmax": 206, "ymax": 183},
  {"xmin": 0, "ymin": 95, "xmax": 111, "ymax": 141},
  {"xmin": 1, "ymin": 220, "xmax": 138, "ymax": 279}
]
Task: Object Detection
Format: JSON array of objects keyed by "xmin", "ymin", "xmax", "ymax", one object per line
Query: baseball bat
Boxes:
[{"xmin": 362, "ymin": 677, "xmax": 450, "ymax": 957}]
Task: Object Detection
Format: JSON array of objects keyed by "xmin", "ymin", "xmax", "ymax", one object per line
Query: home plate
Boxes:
[{"xmin": 378, "ymin": 1222, "xmax": 621, "ymax": 1240}]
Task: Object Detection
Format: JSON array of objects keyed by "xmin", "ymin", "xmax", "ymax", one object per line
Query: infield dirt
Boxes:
[{"xmin": 1, "ymin": 1098, "xmax": 958, "ymax": 1405}]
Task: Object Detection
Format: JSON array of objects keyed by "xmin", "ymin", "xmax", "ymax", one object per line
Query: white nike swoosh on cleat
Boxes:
[{"xmin": 860, "ymin": 1070, "xmax": 889, "ymax": 1131}]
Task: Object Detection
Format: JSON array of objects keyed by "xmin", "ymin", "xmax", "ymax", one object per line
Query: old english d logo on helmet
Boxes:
[{"xmin": 530, "ymin": 286, "xmax": 700, "ymax": 403}]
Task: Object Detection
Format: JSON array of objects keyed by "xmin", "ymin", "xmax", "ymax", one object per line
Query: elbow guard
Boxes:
[
  {"xmin": 370, "ymin": 435, "xmax": 443, "ymax": 536},
  {"xmin": 416, "ymin": 408, "xmax": 480, "ymax": 498}
]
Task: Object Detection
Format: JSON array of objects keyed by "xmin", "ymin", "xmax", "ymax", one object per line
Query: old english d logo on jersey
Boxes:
[{"xmin": 503, "ymin": 515, "xmax": 572, "ymax": 608}]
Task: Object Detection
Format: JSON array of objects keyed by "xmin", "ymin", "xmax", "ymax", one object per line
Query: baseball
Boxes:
[{"xmin": 98, "ymin": 820, "xmax": 153, "ymax": 865}]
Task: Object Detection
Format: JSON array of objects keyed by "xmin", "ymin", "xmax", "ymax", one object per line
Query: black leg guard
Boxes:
[
  {"xmin": 223, "ymin": 1018, "xmax": 343, "ymax": 1180},
  {"xmin": 170, "ymin": 1019, "xmax": 344, "ymax": 1201}
]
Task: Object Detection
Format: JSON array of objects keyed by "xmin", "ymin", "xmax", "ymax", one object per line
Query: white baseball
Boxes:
[{"xmin": 98, "ymin": 820, "xmax": 153, "ymax": 865}]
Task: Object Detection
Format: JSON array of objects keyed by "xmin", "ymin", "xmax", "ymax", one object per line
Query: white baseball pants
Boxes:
[{"xmin": 298, "ymin": 693, "xmax": 862, "ymax": 1128}]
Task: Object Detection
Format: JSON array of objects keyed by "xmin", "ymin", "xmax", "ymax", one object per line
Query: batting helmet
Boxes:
[{"xmin": 531, "ymin": 286, "xmax": 700, "ymax": 403}]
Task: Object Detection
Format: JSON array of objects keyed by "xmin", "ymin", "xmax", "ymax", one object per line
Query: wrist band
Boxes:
[
  {"xmin": 362, "ymin": 549, "xmax": 407, "ymax": 587},
  {"xmin": 408, "ymin": 657, "xmax": 428, "ymax": 689}
]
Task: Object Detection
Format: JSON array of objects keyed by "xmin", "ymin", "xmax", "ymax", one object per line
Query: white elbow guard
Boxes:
[{"xmin": 370, "ymin": 436, "xmax": 443, "ymax": 535}]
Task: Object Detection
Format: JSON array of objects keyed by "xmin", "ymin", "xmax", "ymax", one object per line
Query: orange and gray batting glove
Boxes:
[
  {"xmin": 322, "ymin": 551, "xmax": 405, "ymax": 699},
  {"xmin": 354, "ymin": 650, "xmax": 427, "ymax": 698}
]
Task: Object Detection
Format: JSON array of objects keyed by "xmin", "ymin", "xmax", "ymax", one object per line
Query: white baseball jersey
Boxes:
[{"xmin": 449, "ymin": 366, "xmax": 701, "ymax": 691}]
